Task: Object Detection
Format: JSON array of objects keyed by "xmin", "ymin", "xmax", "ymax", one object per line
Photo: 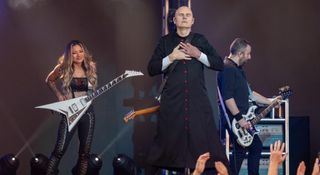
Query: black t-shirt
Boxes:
[{"xmin": 218, "ymin": 58, "xmax": 250, "ymax": 119}]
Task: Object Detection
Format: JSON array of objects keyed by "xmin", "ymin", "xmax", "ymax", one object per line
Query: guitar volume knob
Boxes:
[{"xmin": 235, "ymin": 123, "xmax": 240, "ymax": 129}]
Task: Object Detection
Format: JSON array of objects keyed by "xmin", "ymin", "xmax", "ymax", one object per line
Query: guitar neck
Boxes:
[
  {"xmin": 135, "ymin": 105, "xmax": 160, "ymax": 116},
  {"xmin": 124, "ymin": 105, "xmax": 160, "ymax": 123},
  {"xmin": 85, "ymin": 73, "xmax": 128, "ymax": 102},
  {"xmin": 251, "ymin": 100, "xmax": 280, "ymax": 125}
]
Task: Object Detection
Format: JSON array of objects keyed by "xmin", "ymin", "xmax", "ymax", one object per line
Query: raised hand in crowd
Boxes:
[
  {"xmin": 296, "ymin": 161, "xmax": 306, "ymax": 175},
  {"xmin": 312, "ymin": 158, "xmax": 320, "ymax": 175},
  {"xmin": 192, "ymin": 152, "xmax": 210, "ymax": 175},
  {"xmin": 192, "ymin": 152, "xmax": 229, "ymax": 175},
  {"xmin": 215, "ymin": 161, "xmax": 229, "ymax": 175},
  {"xmin": 268, "ymin": 140, "xmax": 287, "ymax": 175}
]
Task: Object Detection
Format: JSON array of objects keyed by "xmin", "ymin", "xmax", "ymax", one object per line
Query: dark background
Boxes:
[{"xmin": 0, "ymin": 0, "xmax": 319, "ymax": 174}]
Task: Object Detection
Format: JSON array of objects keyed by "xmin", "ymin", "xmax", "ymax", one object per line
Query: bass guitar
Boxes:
[
  {"xmin": 36, "ymin": 70, "xmax": 143, "ymax": 131},
  {"xmin": 232, "ymin": 86, "xmax": 292, "ymax": 147}
]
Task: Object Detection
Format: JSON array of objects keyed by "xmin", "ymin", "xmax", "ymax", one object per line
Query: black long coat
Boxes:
[{"xmin": 147, "ymin": 32, "xmax": 230, "ymax": 169}]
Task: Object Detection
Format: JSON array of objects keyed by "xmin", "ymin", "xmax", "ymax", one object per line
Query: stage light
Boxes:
[
  {"xmin": 0, "ymin": 153, "xmax": 19, "ymax": 175},
  {"xmin": 87, "ymin": 154, "xmax": 103, "ymax": 175},
  {"xmin": 72, "ymin": 154, "xmax": 102, "ymax": 175},
  {"xmin": 112, "ymin": 154, "xmax": 141, "ymax": 175},
  {"xmin": 30, "ymin": 153, "xmax": 49, "ymax": 175}
]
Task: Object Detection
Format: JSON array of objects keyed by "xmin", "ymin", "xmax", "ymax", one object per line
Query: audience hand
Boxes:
[
  {"xmin": 215, "ymin": 161, "xmax": 228, "ymax": 175},
  {"xmin": 269, "ymin": 140, "xmax": 286, "ymax": 165},
  {"xmin": 312, "ymin": 158, "xmax": 320, "ymax": 175},
  {"xmin": 192, "ymin": 152, "xmax": 210, "ymax": 175},
  {"xmin": 296, "ymin": 161, "xmax": 306, "ymax": 175},
  {"xmin": 268, "ymin": 140, "xmax": 286, "ymax": 175}
]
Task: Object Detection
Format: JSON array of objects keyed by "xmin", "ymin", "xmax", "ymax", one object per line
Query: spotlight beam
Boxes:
[
  {"xmin": 16, "ymin": 118, "xmax": 51, "ymax": 157},
  {"xmin": 0, "ymin": 101, "xmax": 34, "ymax": 157},
  {"xmin": 99, "ymin": 124, "xmax": 132, "ymax": 157}
]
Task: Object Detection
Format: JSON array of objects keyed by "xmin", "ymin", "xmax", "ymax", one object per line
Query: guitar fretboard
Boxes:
[
  {"xmin": 251, "ymin": 100, "xmax": 280, "ymax": 125},
  {"xmin": 85, "ymin": 73, "xmax": 128, "ymax": 102}
]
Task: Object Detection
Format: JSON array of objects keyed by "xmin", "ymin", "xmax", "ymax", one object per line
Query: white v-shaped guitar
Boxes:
[{"xmin": 36, "ymin": 70, "xmax": 143, "ymax": 131}]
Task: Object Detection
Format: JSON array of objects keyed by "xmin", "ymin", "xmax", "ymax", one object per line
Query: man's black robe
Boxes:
[{"xmin": 147, "ymin": 32, "xmax": 229, "ymax": 169}]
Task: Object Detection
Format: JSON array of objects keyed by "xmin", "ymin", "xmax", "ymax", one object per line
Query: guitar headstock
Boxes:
[
  {"xmin": 279, "ymin": 86, "xmax": 292, "ymax": 100},
  {"xmin": 124, "ymin": 70, "xmax": 144, "ymax": 78},
  {"xmin": 123, "ymin": 110, "xmax": 137, "ymax": 123}
]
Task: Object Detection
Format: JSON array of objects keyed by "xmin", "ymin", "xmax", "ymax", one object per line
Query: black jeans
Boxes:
[
  {"xmin": 229, "ymin": 135, "xmax": 262, "ymax": 175},
  {"xmin": 46, "ymin": 106, "xmax": 95, "ymax": 175}
]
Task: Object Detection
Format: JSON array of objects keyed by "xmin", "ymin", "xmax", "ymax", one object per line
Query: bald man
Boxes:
[{"xmin": 148, "ymin": 6, "xmax": 230, "ymax": 174}]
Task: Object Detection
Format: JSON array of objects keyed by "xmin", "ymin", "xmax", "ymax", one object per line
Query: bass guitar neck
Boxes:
[{"xmin": 123, "ymin": 105, "xmax": 160, "ymax": 123}]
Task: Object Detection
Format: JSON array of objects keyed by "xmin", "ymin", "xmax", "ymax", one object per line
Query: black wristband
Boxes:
[{"xmin": 233, "ymin": 112, "xmax": 243, "ymax": 121}]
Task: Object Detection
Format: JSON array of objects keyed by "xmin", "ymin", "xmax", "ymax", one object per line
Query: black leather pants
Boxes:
[{"xmin": 46, "ymin": 106, "xmax": 95, "ymax": 175}]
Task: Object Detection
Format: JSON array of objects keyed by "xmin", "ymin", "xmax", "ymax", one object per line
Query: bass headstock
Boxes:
[
  {"xmin": 279, "ymin": 86, "xmax": 292, "ymax": 100},
  {"xmin": 123, "ymin": 110, "xmax": 136, "ymax": 123}
]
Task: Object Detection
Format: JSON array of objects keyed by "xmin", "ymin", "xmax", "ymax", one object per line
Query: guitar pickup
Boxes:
[
  {"xmin": 80, "ymin": 98, "xmax": 87, "ymax": 106},
  {"xmin": 71, "ymin": 104, "xmax": 79, "ymax": 112},
  {"xmin": 69, "ymin": 106, "xmax": 74, "ymax": 114},
  {"xmin": 235, "ymin": 123, "xmax": 241, "ymax": 129}
]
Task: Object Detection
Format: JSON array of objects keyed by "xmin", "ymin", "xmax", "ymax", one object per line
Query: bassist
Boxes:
[{"xmin": 217, "ymin": 38, "xmax": 280, "ymax": 175}]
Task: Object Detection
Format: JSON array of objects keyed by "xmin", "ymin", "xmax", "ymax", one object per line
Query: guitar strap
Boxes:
[
  {"xmin": 217, "ymin": 85, "xmax": 231, "ymax": 130},
  {"xmin": 155, "ymin": 33, "xmax": 194, "ymax": 102},
  {"xmin": 247, "ymin": 83, "xmax": 256, "ymax": 102},
  {"xmin": 217, "ymin": 81, "xmax": 239, "ymax": 169},
  {"xmin": 71, "ymin": 89, "xmax": 75, "ymax": 98}
]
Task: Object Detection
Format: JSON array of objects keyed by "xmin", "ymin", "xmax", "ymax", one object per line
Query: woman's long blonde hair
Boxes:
[{"xmin": 58, "ymin": 40, "xmax": 97, "ymax": 94}]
